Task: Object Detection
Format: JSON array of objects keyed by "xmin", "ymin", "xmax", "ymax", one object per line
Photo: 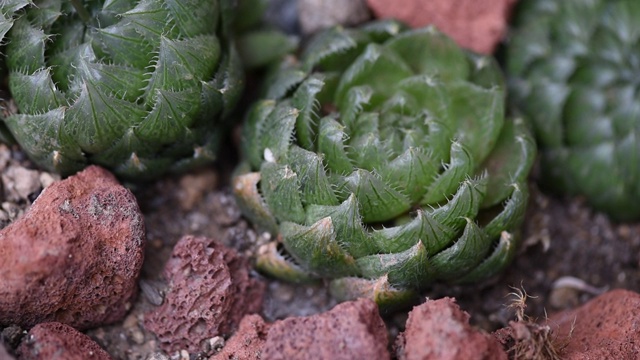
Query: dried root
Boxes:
[{"xmin": 498, "ymin": 286, "xmax": 572, "ymax": 360}]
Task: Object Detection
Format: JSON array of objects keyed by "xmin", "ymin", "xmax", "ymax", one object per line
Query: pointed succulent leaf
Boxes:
[
  {"xmin": 232, "ymin": 171, "xmax": 278, "ymax": 234},
  {"xmin": 281, "ymin": 218, "xmax": 360, "ymax": 278},
  {"xmin": 337, "ymin": 169, "xmax": 411, "ymax": 223},
  {"xmin": 455, "ymin": 230, "xmax": 519, "ymax": 283},
  {"xmin": 430, "ymin": 218, "xmax": 492, "ymax": 281},
  {"xmin": 291, "ymin": 75, "xmax": 324, "ymax": 149},
  {"xmin": 305, "ymin": 194, "xmax": 376, "ymax": 258},
  {"xmin": 4, "ymin": 109, "xmax": 85, "ymax": 173},
  {"xmin": 260, "ymin": 162, "xmax": 306, "ymax": 224},
  {"xmin": 255, "ymin": 242, "xmax": 319, "ymax": 284},
  {"xmin": 482, "ymin": 183, "xmax": 529, "ymax": 240},
  {"xmin": 317, "ymin": 116, "xmax": 353, "ymax": 174},
  {"xmin": 288, "ymin": 145, "xmax": 339, "ymax": 207},
  {"xmin": 64, "ymin": 81, "xmax": 146, "ymax": 154},
  {"xmin": 372, "ymin": 208, "xmax": 456, "ymax": 254},
  {"xmin": 421, "ymin": 141, "xmax": 476, "ymax": 205},
  {"xmin": 478, "ymin": 117, "xmax": 536, "ymax": 207},
  {"xmin": 357, "ymin": 241, "xmax": 432, "ymax": 288},
  {"xmin": 8, "ymin": 67, "xmax": 65, "ymax": 114}
]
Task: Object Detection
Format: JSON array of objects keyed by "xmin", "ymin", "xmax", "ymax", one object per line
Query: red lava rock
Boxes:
[
  {"xmin": 396, "ymin": 297, "xmax": 507, "ymax": 360},
  {"xmin": 209, "ymin": 314, "xmax": 270, "ymax": 360},
  {"xmin": 0, "ymin": 342, "xmax": 15, "ymax": 360},
  {"xmin": 0, "ymin": 166, "xmax": 145, "ymax": 330},
  {"xmin": 546, "ymin": 289, "xmax": 640, "ymax": 359},
  {"xmin": 17, "ymin": 322, "xmax": 112, "ymax": 360},
  {"xmin": 144, "ymin": 235, "xmax": 265, "ymax": 354},
  {"xmin": 366, "ymin": 0, "xmax": 517, "ymax": 54},
  {"xmin": 261, "ymin": 298, "xmax": 390, "ymax": 360}
]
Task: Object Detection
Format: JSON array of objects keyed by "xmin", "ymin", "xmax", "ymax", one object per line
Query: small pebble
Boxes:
[
  {"xmin": 146, "ymin": 352, "xmax": 169, "ymax": 360},
  {"xmin": 298, "ymin": 0, "xmax": 370, "ymax": 34}
]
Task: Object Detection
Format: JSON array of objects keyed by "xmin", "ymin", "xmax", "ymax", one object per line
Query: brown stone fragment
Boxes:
[
  {"xmin": 367, "ymin": 0, "xmax": 518, "ymax": 54},
  {"xmin": 0, "ymin": 165, "xmax": 145, "ymax": 330},
  {"xmin": 17, "ymin": 322, "xmax": 112, "ymax": 360},
  {"xmin": 0, "ymin": 342, "xmax": 15, "ymax": 360},
  {"xmin": 546, "ymin": 289, "xmax": 640, "ymax": 359},
  {"xmin": 261, "ymin": 298, "xmax": 389, "ymax": 360},
  {"xmin": 209, "ymin": 314, "xmax": 269, "ymax": 360},
  {"xmin": 144, "ymin": 235, "xmax": 265, "ymax": 354},
  {"xmin": 396, "ymin": 297, "xmax": 507, "ymax": 360}
]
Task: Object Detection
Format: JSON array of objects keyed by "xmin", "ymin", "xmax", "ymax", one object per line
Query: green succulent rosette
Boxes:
[
  {"xmin": 0, "ymin": 0, "xmax": 243, "ymax": 180},
  {"xmin": 507, "ymin": 0, "xmax": 640, "ymax": 221},
  {"xmin": 233, "ymin": 21, "xmax": 536, "ymax": 307}
]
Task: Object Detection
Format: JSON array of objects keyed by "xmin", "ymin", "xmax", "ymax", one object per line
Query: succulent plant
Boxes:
[
  {"xmin": 233, "ymin": 21, "xmax": 536, "ymax": 307},
  {"xmin": 0, "ymin": 0, "xmax": 243, "ymax": 180},
  {"xmin": 506, "ymin": 0, "xmax": 640, "ymax": 221}
]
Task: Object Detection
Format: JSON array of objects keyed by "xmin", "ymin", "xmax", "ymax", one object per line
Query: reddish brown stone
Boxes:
[
  {"xmin": 367, "ymin": 0, "xmax": 518, "ymax": 54},
  {"xmin": 546, "ymin": 289, "xmax": 640, "ymax": 359},
  {"xmin": 0, "ymin": 166, "xmax": 145, "ymax": 330},
  {"xmin": 209, "ymin": 314, "xmax": 270, "ymax": 360},
  {"xmin": 396, "ymin": 297, "xmax": 507, "ymax": 360},
  {"xmin": 0, "ymin": 342, "xmax": 15, "ymax": 360},
  {"xmin": 261, "ymin": 298, "xmax": 390, "ymax": 360},
  {"xmin": 144, "ymin": 235, "xmax": 265, "ymax": 354},
  {"xmin": 17, "ymin": 322, "xmax": 112, "ymax": 360}
]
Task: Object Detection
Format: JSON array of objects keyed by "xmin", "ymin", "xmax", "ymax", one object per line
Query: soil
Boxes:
[{"xmin": 4, "ymin": 136, "xmax": 638, "ymax": 359}]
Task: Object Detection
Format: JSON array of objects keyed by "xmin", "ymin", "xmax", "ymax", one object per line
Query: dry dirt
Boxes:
[{"xmin": 1, "ymin": 123, "xmax": 639, "ymax": 360}]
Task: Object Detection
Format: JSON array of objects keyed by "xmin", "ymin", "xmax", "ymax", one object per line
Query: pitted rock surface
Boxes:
[
  {"xmin": 367, "ymin": 0, "xmax": 517, "ymax": 54},
  {"xmin": 395, "ymin": 297, "xmax": 507, "ymax": 360},
  {"xmin": 209, "ymin": 314, "xmax": 269, "ymax": 360},
  {"xmin": 0, "ymin": 165, "xmax": 145, "ymax": 330},
  {"xmin": 547, "ymin": 289, "xmax": 640, "ymax": 359},
  {"xmin": 261, "ymin": 298, "xmax": 390, "ymax": 360},
  {"xmin": 17, "ymin": 322, "xmax": 112, "ymax": 360},
  {"xmin": 144, "ymin": 235, "xmax": 265, "ymax": 354}
]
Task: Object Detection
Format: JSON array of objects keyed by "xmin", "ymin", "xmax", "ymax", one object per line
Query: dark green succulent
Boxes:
[
  {"xmin": 507, "ymin": 0, "xmax": 640, "ymax": 221},
  {"xmin": 0, "ymin": 0, "xmax": 242, "ymax": 180},
  {"xmin": 233, "ymin": 21, "xmax": 536, "ymax": 307}
]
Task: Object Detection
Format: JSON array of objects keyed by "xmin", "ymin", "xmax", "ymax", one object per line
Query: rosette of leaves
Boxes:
[
  {"xmin": 0, "ymin": 0, "xmax": 242, "ymax": 180},
  {"xmin": 233, "ymin": 21, "xmax": 536, "ymax": 307},
  {"xmin": 506, "ymin": 0, "xmax": 640, "ymax": 221}
]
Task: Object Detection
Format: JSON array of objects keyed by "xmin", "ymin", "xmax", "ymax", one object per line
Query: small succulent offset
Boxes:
[
  {"xmin": 507, "ymin": 0, "xmax": 640, "ymax": 221},
  {"xmin": 0, "ymin": 0, "xmax": 242, "ymax": 180},
  {"xmin": 233, "ymin": 21, "xmax": 536, "ymax": 307}
]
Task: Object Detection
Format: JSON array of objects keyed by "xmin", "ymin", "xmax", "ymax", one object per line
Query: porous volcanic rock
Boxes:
[
  {"xmin": 209, "ymin": 314, "xmax": 269, "ymax": 360},
  {"xmin": 367, "ymin": 0, "xmax": 517, "ymax": 54},
  {"xmin": 0, "ymin": 342, "xmax": 15, "ymax": 360},
  {"xmin": 0, "ymin": 165, "xmax": 145, "ymax": 330},
  {"xmin": 395, "ymin": 297, "xmax": 507, "ymax": 360},
  {"xmin": 17, "ymin": 322, "xmax": 112, "ymax": 360},
  {"xmin": 547, "ymin": 289, "xmax": 640, "ymax": 359},
  {"xmin": 261, "ymin": 298, "xmax": 390, "ymax": 360},
  {"xmin": 144, "ymin": 235, "xmax": 265, "ymax": 354}
]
